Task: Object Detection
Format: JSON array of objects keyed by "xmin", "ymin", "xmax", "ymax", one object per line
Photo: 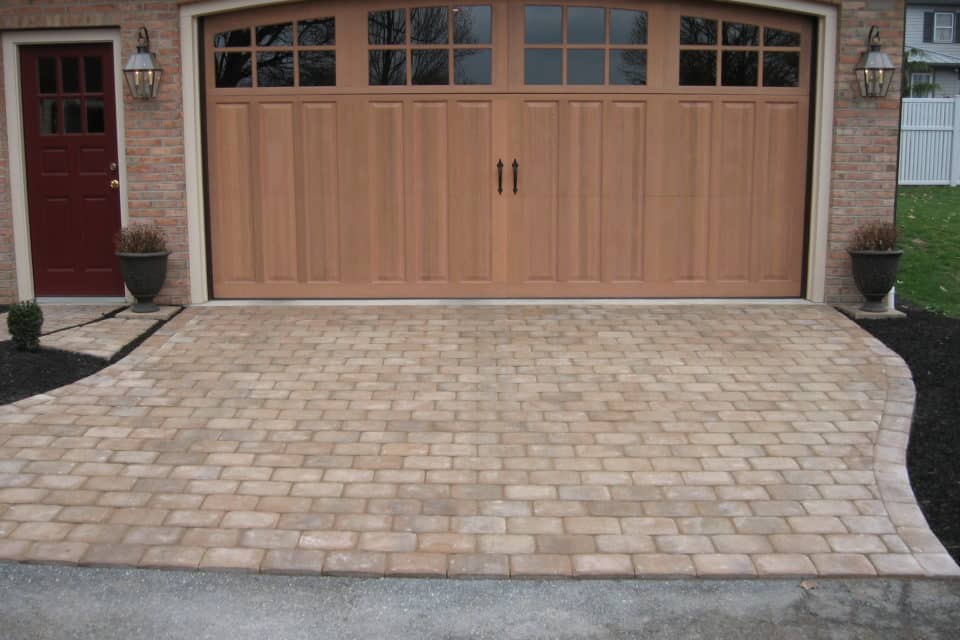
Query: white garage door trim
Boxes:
[{"xmin": 180, "ymin": 0, "xmax": 837, "ymax": 305}]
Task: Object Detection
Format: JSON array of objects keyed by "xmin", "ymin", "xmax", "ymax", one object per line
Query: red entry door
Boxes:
[{"xmin": 20, "ymin": 44, "xmax": 123, "ymax": 296}]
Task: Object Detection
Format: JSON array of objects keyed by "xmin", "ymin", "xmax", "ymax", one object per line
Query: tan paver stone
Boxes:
[
  {"xmin": 572, "ymin": 554, "xmax": 633, "ymax": 578},
  {"xmin": 23, "ymin": 542, "xmax": 89, "ymax": 564},
  {"xmin": 753, "ymin": 554, "xmax": 817, "ymax": 576},
  {"xmin": 0, "ymin": 304, "xmax": 953, "ymax": 579}
]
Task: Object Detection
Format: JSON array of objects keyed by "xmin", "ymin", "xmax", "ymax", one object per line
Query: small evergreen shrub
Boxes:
[
  {"xmin": 7, "ymin": 300, "xmax": 43, "ymax": 352},
  {"xmin": 115, "ymin": 224, "xmax": 167, "ymax": 254},
  {"xmin": 849, "ymin": 221, "xmax": 898, "ymax": 251}
]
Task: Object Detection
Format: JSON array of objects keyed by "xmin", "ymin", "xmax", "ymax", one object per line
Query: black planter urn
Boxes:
[
  {"xmin": 117, "ymin": 251, "xmax": 169, "ymax": 313},
  {"xmin": 848, "ymin": 249, "xmax": 903, "ymax": 313}
]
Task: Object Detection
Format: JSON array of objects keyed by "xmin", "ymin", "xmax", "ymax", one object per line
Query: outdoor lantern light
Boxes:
[
  {"xmin": 123, "ymin": 26, "xmax": 163, "ymax": 100},
  {"xmin": 855, "ymin": 26, "xmax": 895, "ymax": 98}
]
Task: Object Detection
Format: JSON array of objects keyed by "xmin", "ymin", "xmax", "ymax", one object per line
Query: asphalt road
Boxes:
[{"xmin": 1, "ymin": 564, "xmax": 958, "ymax": 639}]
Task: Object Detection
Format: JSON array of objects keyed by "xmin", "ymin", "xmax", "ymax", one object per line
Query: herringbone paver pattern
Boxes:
[{"xmin": 0, "ymin": 305, "xmax": 956, "ymax": 577}]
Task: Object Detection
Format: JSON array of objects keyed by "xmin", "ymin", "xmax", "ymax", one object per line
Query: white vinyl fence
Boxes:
[{"xmin": 899, "ymin": 96, "xmax": 960, "ymax": 185}]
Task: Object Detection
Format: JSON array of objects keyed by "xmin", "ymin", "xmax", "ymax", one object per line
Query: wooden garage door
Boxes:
[{"xmin": 204, "ymin": 0, "xmax": 812, "ymax": 298}]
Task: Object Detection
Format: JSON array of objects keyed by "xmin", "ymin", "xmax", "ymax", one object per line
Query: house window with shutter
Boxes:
[
  {"xmin": 934, "ymin": 12, "xmax": 955, "ymax": 43},
  {"xmin": 910, "ymin": 72, "xmax": 934, "ymax": 97}
]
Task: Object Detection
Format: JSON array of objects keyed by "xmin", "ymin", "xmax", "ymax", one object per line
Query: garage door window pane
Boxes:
[
  {"xmin": 412, "ymin": 7, "xmax": 449, "ymax": 44},
  {"xmin": 525, "ymin": 6, "xmax": 562, "ymax": 44},
  {"xmin": 215, "ymin": 52, "xmax": 253, "ymax": 87},
  {"xmin": 454, "ymin": 48, "xmax": 491, "ymax": 84},
  {"xmin": 299, "ymin": 51, "xmax": 336, "ymax": 86},
  {"xmin": 679, "ymin": 50, "xmax": 716, "ymax": 85},
  {"xmin": 454, "ymin": 6, "xmax": 491, "ymax": 44},
  {"xmin": 413, "ymin": 49, "xmax": 449, "ymax": 84},
  {"xmin": 370, "ymin": 10, "xmax": 407, "ymax": 45},
  {"xmin": 723, "ymin": 22, "xmax": 758, "ymax": 46},
  {"xmin": 568, "ymin": 7, "xmax": 604, "ymax": 44},
  {"xmin": 257, "ymin": 51, "xmax": 294, "ymax": 87},
  {"xmin": 764, "ymin": 27, "xmax": 800, "ymax": 47},
  {"xmin": 722, "ymin": 51, "xmax": 758, "ymax": 86},
  {"xmin": 610, "ymin": 9, "xmax": 647, "ymax": 45},
  {"xmin": 525, "ymin": 48, "xmax": 561, "ymax": 84},
  {"xmin": 610, "ymin": 49, "xmax": 646, "ymax": 85},
  {"xmin": 86, "ymin": 97, "xmax": 104, "ymax": 133},
  {"xmin": 370, "ymin": 50, "xmax": 407, "ymax": 84},
  {"xmin": 567, "ymin": 49, "xmax": 604, "ymax": 85},
  {"xmin": 214, "ymin": 28, "xmax": 251, "ymax": 48},
  {"xmin": 257, "ymin": 23, "xmax": 293, "ymax": 46},
  {"xmin": 680, "ymin": 17, "xmax": 717, "ymax": 45},
  {"xmin": 39, "ymin": 58, "xmax": 57, "ymax": 93},
  {"xmin": 763, "ymin": 52, "xmax": 799, "ymax": 87},
  {"xmin": 298, "ymin": 18, "xmax": 335, "ymax": 45}
]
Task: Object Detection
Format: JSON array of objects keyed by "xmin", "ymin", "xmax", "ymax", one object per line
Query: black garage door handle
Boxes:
[{"xmin": 512, "ymin": 159, "xmax": 519, "ymax": 195}]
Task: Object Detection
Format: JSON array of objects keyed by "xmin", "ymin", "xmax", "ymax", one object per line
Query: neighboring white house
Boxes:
[{"xmin": 906, "ymin": 1, "xmax": 960, "ymax": 96}]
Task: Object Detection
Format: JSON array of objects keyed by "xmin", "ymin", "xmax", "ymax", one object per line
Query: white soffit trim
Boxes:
[
  {"xmin": 2, "ymin": 29, "xmax": 128, "ymax": 302},
  {"xmin": 179, "ymin": 0, "xmax": 838, "ymax": 305}
]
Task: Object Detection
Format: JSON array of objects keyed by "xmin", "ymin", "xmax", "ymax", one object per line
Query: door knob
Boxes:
[{"xmin": 109, "ymin": 179, "xmax": 120, "ymax": 190}]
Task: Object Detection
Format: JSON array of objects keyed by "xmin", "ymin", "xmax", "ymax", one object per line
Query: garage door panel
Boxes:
[
  {"xmin": 257, "ymin": 103, "xmax": 298, "ymax": 283},
  {"xmin": 409, "ymin": 100, "xmax": 450, "ymax": 283},
  {"xmin": 710, "ymin": 101, "xmax": 755, "ymax": 282},
  {"xmin": 512, "ymin": 100, "xmax": 559, "ymax": 284},
  {"xmin": 602, "ymin": 101, "xmax": 646, "ymax": 283},
  {"xmin": 211, "ymin": 103, "xmax": 256, "ymax": 286},
  {"xmin": 449, "ymin": 100, "xmax": 495, "ymax": 283},
  {"xmin": 559, "ymin": 101, "xmax": 603, "ymax": 283},
  {"xmin": 337, "ymin": 96, "xmax": 372, "ymax": 284},
  {"xmin": 301, "ymin": 102, "xmax": 341, "ymax": 283},
  {"xmin": 368, "ymin": 102, "xmax": 406, "ymax": 283},
  {"xmin": 645, "ymin": 195, "xmax": 709, "ymax": 283},
  {"xmin": 754, "ymin": 100, "xmax": 806, "ymax": 284}
]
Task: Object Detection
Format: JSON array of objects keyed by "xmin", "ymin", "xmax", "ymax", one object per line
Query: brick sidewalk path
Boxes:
[{"xmin": 0, "ymin": 305, "xmax": 957, "ymax": 578}]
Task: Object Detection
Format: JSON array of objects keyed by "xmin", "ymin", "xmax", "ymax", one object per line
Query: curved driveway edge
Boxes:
[{"xmin": 0, "ymin": 304, "xmax": 957, "ymax": 579}]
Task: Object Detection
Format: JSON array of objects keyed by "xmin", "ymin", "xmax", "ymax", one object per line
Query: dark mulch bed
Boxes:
[
  {"xmin": 0, "ymin": 342, "xmax": 106, "ymax": 405},
  {"xmin": 857, "ymin": 303, "xmax": 960, "ymax": 563}
]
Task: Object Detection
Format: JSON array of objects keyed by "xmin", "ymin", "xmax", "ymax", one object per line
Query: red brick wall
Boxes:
[
  {"xmin": 827, "ymin": 0, "xmax": 905, "ymax": 303},
  {"xmin": 0, "ymin": 0, "xmax": 902, "ymax": 304},
  {"xmin": 0, "ymin": 2, "xmax": 187, "ymax": 305}
]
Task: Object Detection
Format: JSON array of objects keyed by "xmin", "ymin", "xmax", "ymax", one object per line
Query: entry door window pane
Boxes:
[
  {"xmin": 38, "ymin": 58, "xmax": 57, "ymax": 93},
  {"xmin": 610, "ymin": 49, "xmax": 646, "ymax": 85},
  {"xmin": 257, "ymin": 51, "xmax": 294, "ymax": 87},
  {"xmin": 369, "ymin": 9, "xmax": 407, "ymax": 45},
  {"xmin": 610, "ymin": 9, "xmax": 647, "ymax": 45},
  {"xmin": 525, "ymin": 48, "xmax": 561, "ymax": 84},
  {"xmin": 86, "ymin": 98, "xmax": 105, "ymax": 133},
  {"xmin": 454, "ymin": 48, "xmax": 491, "ymax": 84},
  {"xmin": 413, "ymin": 49, "xmax": 449, "ymax": 84},
  {"xmin": 567, "ymin": 49, "xmax": 604, "ymax": 85},
  {"xmin": 412, "ymin": 7, "xmax": 449, "ymax": 44},
  {"xmin": 84, "ymin": 57, "xmax": 103, "ymax": 92},
  {"xmin": 369, "ymin": 50, "xmax": 407, "ymax": 84},
  {"xmin": 567, "ymin": 7, "xmax": 604, "ymax": 44},
  {"xmin": 40, "ymin": 99, "xmax": 58, "ymax": 135},
  {"xmin": 525, "ymin": 6, "xmax": 562, "ymax": 44},
  {"xmin": 454, "ymin": 6, "xmax": 492, "ymax": 44},
  {"xmin": 64, "ymin": 98, "xmax": 82, "ymax": 133},
  {"xmin": 61, "ymin": 58, "xmax": 80, "ymax": 93}
]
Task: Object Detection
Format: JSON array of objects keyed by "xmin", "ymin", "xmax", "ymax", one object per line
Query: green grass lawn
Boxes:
[{"xmin": 895, "ymin": 186, "xmax": 960, "ymax": 317}]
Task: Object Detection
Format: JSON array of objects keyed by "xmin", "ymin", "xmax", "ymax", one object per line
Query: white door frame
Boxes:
[
  {"xmin": 2, "ymin": 28, "xmax": 130, "ymax": 301},
  {"xmin": 180, "ymin": 0, "xmax": 837, "ymax": 304}
]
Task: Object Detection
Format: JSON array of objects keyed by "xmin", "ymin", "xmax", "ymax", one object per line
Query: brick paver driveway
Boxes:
[{"xmin": 1, "ymin": 305, "xmax": 957, "ymax": 578}]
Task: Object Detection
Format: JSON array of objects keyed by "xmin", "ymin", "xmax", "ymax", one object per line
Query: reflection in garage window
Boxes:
[
  {"xmin": 298, "ymin": 18, "xmax": 335, "ymax": 45},
  {"xmin": 369, "ymin": 49, "xmax": 406, "ymax": 85},
  {"xmin": 454, "ymin": 6, "xmax": 492, "ymax": 44},
  {"xmin": 413, "ymin": 49, "xmax": 449, "ymax": 84},
  {"xmin": 257, "ymin": 51, "xmax": 294, "ymax": 87},
  {"xmin": 454, "ymin": 48, "xmax": 491, "ymax": 84},
  {"xmin": 369, "ymin": 9, "xmax": 407, "ymax": 45},
  {"xmin": 763, "ymin": 52, "xmax": 800, "ymax": 87},
  {"xmin": 299, "ymin": 51, "xmax": 336, "ymax": 86},
  {"xmin": 765, "ymin": 27, "xmax": 800, "ymax": 47},
  {"xmin": 412, "ymin": 7, "xmax": 449, "ymax": 44},
  {"xmin": 723, "ymin": 22, "xmax": 758, "ymax": 46},
  {"xmin": 722, "ymin": 51, "xmax": 758, "ymax": 86},
  {"xmin": 610, "ymin": 49, "xmax": 646, "ymax": 85},
  {"xmin": 568, "ymin": 49, "xmax": 604, "ymax": 85},
  {"xmin": 680, "ymin": 50, "xmax": 716, "ymax": 85},
  {"xmin": 215, "ymin": 52, "xmax": 253, "ymax": 88},
  {"xmin": 257, "ymin": 22, "xmax": 293, "ymax": 46},
  {"xmin": 680, "ymin": 16, "xmax": 717, "ymax": 45},
  {"xmin": 525, "ymin": 48, "xmax": 562, "ymax": 85},
  {"xmin": 610, "ymin": 9, "xmax": 646, "ymax": 45},
  {"xmin": 214, "ymin": 28, "xmax": 251, "ymax": 48},
  {"xmin": 568, "ymin": 7, "xmax": 604, "ymax": 44}
]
